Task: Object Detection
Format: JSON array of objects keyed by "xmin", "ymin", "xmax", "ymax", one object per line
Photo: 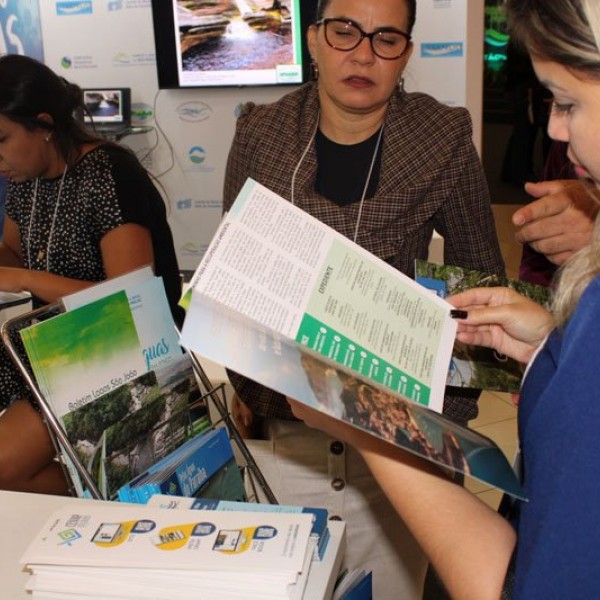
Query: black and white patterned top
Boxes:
[{"xmin": 1, "ymin": 144, "xmax": 182, "ymax": 408}]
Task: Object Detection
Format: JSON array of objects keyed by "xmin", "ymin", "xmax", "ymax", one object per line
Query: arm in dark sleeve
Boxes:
[
  {"xmin": 223, "ymin": 103, "xmax": 257, "ymax": 214},
  {"xmin": 433, "ymin": 113, "xmax": 505, "ymax": 277}
]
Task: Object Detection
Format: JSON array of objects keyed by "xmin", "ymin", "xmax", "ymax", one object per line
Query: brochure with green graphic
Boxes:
[
  {"xmin": 20, "ymin": 289, "xmax": 205, "ymax": 500},
  {"xmin": 21, "ymin": 291, "xmax": 147, "ymax": 418}
]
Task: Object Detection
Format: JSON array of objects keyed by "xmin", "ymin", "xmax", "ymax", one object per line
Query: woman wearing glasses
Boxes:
[{"xmin": 223, "ymin": 0, "xmax": 504, "ymax": 596}]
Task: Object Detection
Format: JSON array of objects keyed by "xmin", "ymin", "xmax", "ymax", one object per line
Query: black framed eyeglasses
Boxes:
[{"xmin": 316, "ymin": 18, "xmax": 412, "ymax": 60}]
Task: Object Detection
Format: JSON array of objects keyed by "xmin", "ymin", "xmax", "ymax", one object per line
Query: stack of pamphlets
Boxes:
[
  {"xmin": 20, "ymin": 502, "xmax": 316, "ymax": 599},
  {"xmin": 146, "ymin": 494, "xmax": 330, "ymax": 561}
]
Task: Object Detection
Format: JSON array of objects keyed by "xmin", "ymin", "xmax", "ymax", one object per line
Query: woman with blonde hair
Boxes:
[{"xmin": 291, "ymin": 0, "xmax": 600, "ymax": 597}]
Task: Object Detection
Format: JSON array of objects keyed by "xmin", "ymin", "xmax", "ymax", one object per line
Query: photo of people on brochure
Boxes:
[{"xmin": 301, "ymin": 352, "xmax": 476, "ymax": 476}]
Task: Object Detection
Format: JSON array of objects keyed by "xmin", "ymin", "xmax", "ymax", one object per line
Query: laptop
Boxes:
[{"xmin": 82, "ymin": 87, "xmax": 131, "ymax": 136}]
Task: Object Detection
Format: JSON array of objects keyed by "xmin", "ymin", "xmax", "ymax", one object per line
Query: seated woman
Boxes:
[
  {"xmin": 223, "ymin": 0, "xmax": 504, "ymax": 596},
  {"xmin": 0, "ymin": 54, "xmax": 182, "ymax": 495}
]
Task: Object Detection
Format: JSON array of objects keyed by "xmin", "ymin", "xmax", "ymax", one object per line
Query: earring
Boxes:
[
  {"xmin": 398, "ymin": 77, "xmax": 405, "ymax": 92},
  {"xmin": 311, "ymin": 61, "xmax": 319, "ymax": 80},
  {"xmin": 44, "ymin": 133, "xmax": 52, "ymax": 142}
]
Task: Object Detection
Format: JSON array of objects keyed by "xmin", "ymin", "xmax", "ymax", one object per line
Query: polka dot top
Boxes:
[{"xmin": 6, "ymin": 144, "xmax": 183, "ymax": 325}]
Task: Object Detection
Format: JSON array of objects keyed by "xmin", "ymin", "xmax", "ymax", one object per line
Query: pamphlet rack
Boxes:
[{"xmin": 0, "ymin": 302, "xmax": 277, "ymax": 504}]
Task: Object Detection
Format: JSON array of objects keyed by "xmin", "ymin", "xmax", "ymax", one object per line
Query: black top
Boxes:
[{"xmin": 314, "ymin": 127, "xmax": 383, "ymax": 206}]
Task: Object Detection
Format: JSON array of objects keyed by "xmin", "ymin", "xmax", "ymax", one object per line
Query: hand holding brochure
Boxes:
[
  {"xmin": 180, "ymin": 179, "xmax": 524, "ymax": 499},
  {"xmin": 415, "ymin": 259, "xmax": 552, "ymax": 392}
]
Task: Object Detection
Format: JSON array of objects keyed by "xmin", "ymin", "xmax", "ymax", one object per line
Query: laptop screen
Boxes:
[{"xmin": 82, "ymin": 88, "xmax": 131, "ymax": 128}]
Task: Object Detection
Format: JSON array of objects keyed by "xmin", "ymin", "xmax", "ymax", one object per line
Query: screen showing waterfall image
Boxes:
[{"xmin": 174, "ymin": 0, "xmax": 303, "ymax": 86}]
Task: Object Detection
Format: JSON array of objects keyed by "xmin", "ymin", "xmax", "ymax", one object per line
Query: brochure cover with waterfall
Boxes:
[
  {"xmin": 62, "ymin": 353, "xmax": 211, "ymax": 500},
  {"xmin": 415, "ymin": 259, "xmax": 552, "ymax": 393},
  {"xmin": 180, "ymin": 180, "xmax": 524, "ymax": 499}
]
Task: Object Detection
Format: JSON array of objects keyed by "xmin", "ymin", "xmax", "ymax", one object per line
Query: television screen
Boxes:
[
  {"xmin": 151, "ymin": 0, "xmax": 318, "ymax": 89},
  {"xmin": 82, "ymin": 88, "xmax": 131, "ymax": 126}
]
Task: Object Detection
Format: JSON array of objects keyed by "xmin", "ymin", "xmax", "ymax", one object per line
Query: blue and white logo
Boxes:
[
  {"xmin": 188, "ymin": 146, "xmax": 206, "ymax": 165},
  {"xmin": 420, "ymin": 42, "xmax": 464, "ymax": 58},
  {"xmin": 56, "ymin": 1, "xmax": 93, "ymax": 16},
  {"xmin": 108, "ymin": 0, "xmax": 123, "ymax": 11}
]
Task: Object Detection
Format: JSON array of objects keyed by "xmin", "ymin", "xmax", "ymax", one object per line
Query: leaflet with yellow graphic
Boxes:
[{"xmin": 21, "ymin": 501, "xmax": 313, "ymax": 572}]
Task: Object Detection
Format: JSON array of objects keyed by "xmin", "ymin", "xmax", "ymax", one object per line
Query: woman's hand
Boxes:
[{"xmin": 449, "ymin": 287, "xmax": 555, "ymax": 364}]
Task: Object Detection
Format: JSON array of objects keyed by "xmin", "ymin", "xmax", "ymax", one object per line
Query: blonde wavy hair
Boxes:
[{"xmin": 507, "ymin": 0, "xmax": 600, "ymax": 325}]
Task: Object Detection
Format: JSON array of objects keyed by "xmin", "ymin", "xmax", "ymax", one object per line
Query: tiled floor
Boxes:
[{"xmin": 463, "ymin": 203, "xmax": 523, "ymax": 509}]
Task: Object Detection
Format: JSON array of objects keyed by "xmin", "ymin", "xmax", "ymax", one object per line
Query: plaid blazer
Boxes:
[{"xmin": 223, "ymin": 82, "xmax": 505, "ymax": 422}]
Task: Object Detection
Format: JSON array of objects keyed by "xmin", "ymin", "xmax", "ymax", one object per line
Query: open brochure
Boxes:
[
  {"xmin": 415, "ymin": 259, "xmax": 552, "ymax": 393},
  {"xmin": 180, "ymin": 179, "xmax": 524, "ymax": 499},
  {"xmin": 182, "ymin": 178, "xmax": 457, "ymax": 413}
]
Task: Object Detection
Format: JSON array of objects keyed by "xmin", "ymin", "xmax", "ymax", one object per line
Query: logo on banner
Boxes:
[
  {"xmin": 56, "ymin": 1, "xmax": 93, "ymax": 16},
  {"xmin": 176, "ymin": 199, "xmax": 193, "ymax": 210},
  {"xmin": 184, "ymin": 146, "xmax": 214, "ymax": 173},
  {"xmin": 108, "ymin": 0, "xmax": 123, "ymax": 10},
  {"xmin": 420, "ymin": 42, "xmax": 463, "ymax": 58},
  {"xmin": 176, "ymin": 102, "xmax": 212, "ymax": 123},
  {"xmin": 112, "ymin": 51, "xmax": 155, "ymax": 67},
  {"xmin": 188, "ymin": 146, "xmax": 206, "ymax": 165},
  {"xmin": 180, "ymin": 242, "xmax": 204, "ymax": 257},
  {"xmin": 175, "ymin": 198, "xmax": 221, "ymax": 211},
  {"xmin": 60, "ymin": 55, "xmax": 98, "ymax": 69},
  {"xmin": 131, "ymin": 103, "xmax": 153, "ymax": 124},
  {"xmin": 113, "ymin": 52, "xmax": 131, "ymax": 65},
  {"xmin": 0, "ymin": 1, "xmax": 44, "ymax": 59}
]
